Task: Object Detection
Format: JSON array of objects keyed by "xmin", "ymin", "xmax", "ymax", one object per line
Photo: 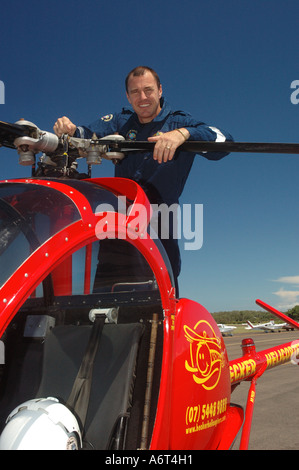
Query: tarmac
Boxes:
[{"xmin": 224, "ymin": 330, "xmax": 299, "ymax": 450}]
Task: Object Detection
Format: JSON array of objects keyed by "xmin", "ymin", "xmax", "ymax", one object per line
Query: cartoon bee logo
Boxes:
[{"xmin": 184, "ymin": 320, "xmax": 224, "ymax": 390}]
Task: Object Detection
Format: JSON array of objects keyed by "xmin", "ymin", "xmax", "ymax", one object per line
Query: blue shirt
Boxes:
[{"xmin": 76, "ymin": 98, "xmax": 233, "ymax": 205}]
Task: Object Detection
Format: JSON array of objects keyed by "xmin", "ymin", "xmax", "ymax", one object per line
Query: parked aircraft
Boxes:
[
  {"xmin": 246, "ymin": 320, "xmax": 293, "ymax": 332},
  {"xmin": 217, "ymin": 324, "xmax": 237, "ymax": 336}
]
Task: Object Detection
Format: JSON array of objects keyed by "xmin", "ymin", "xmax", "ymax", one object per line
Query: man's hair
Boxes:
[{"xmin": 125, "ymin": 66, "xmax": 161, "ymax": 92}]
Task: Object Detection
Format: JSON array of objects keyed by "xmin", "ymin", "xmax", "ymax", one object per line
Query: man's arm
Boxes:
[
  {"xmin": 148, "ymin": 112, "xmax": 233, "ymax": 164},
  {"xmin": 177, "ymin": 117, "xmax": 234, "ymax": 160},
  {"xmin": 148, "ymin": 128, "xmax": 190, "ymax": 164},
  {"xmin": 54, "ymin": 112, "xmax": 122, "ymax": 140}
]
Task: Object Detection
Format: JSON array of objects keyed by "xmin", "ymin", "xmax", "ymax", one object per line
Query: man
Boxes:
[{"xmin": 54, "ymin": 66, "xmax": 233, "ymax": 293}]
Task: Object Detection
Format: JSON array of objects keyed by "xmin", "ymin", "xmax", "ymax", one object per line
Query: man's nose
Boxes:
[{"xmin": 139, "ymin": 90, "xmax": 148, "ymax": 100}]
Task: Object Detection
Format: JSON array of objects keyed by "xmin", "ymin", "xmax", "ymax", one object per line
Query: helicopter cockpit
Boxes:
[{"xmin": 0, "ymin": 176, "xmax": 175, "ymax": 449}]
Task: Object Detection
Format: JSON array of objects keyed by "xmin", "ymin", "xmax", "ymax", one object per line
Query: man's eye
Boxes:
[{"xmin": 129, "ymin": 88, "xmax": 153, "ymax": 96}]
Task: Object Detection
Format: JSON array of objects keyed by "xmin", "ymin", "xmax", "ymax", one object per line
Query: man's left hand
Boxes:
[{"xmin": 148, "ymin": 128, "xmax": 190, "ymax": 163}]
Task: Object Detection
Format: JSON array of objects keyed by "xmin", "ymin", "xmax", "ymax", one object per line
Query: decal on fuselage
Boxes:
[{"xmin": 184, "ymin": 320, "xmax": 225, "ymax": 390}]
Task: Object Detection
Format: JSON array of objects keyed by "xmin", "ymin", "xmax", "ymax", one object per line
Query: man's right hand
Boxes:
[{"xmin": 53, "ymin": 116, "xmax": 77, "ymax": 137}]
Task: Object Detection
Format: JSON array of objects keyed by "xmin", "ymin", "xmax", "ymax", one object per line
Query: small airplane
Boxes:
[
  {"xmin": 0, "ymin": 119, "xmax": 298, "ymax": 451},
  {"xmin": 217, "ymin": 324, "xmax": 237, "ymax": 336},
  {"xmin": 246, "ymin": 320, "xmax": 293, "ymax": 332}
]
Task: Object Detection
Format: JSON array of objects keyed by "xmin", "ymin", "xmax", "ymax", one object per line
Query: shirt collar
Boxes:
[{"xmin": 153, "ymin": 97, "xmax": 171, "ymax": 122}]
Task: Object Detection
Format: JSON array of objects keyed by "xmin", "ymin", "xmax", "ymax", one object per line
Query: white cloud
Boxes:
[
  {"xmin": 273, "ymin": 276, "xmax": 299, "ymax": 285},
  {"xmin": 272, "ymin": 276, "xmax": 299, "ymax": 310}
]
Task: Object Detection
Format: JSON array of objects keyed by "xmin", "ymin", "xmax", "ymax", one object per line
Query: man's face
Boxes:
[{"xmin": 126, "ymin": 71, "xmax": 162, "ymax": 123}]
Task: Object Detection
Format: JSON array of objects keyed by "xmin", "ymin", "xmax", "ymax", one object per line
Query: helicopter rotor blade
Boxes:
[
  {"xmin": 0, "ymin": 120, "xmax": 34, "ymax": 149},
  {"xmin": 101, "ymin": 139, "xmax": 299, "ymax": 155},
  {"xmin": 2, "ymin": 119, "xmax": 299, "ymax": 155}
]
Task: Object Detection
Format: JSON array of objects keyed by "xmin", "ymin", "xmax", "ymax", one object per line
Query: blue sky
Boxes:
[{"xmin": 1, "ymin": 0, "xmax": 299, "ymax": 312}]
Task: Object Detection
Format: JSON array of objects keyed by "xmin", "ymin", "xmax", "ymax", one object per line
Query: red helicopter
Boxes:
[{"xmin": 0, "ymin": 119, "xmax": 298, "ymax": 450}]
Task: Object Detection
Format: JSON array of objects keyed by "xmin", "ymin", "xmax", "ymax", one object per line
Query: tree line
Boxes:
[{"xmin": 212, "ymin": 305, "xmax": 299, "ymax": 324}]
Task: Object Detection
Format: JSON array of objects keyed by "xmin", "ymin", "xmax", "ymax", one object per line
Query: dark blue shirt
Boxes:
[{"xmin": 76, "ymin": 98, "xmax": 233, "ymax": 205}]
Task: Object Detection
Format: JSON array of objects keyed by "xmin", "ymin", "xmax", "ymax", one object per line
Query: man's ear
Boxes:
[
  {"xmin": 159, "ymin": 84, "xmax": 163, "ymax": 99},
  {"xmin": 126, "ymin": 92, "xmax": 131, "ymax": 104}
]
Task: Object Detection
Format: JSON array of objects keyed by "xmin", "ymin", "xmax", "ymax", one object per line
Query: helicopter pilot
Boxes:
[{"xmin": 53, "ymin": 66, "xmax": 233, "ymax": 295}]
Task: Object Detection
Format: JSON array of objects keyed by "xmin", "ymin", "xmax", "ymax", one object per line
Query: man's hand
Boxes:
[
  {"xmin": 53, "ymin": 116, "xmax": 77, "ymax": 137},
  {"xmin": 147, "ymin": 128, "xmax": 190, "ymax": 163}
]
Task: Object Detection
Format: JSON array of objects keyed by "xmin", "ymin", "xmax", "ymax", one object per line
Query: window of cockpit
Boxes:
[
  {"xmin": 0, "ymin": 206, "xmax": 30, "ymax": 288},
  {"xmin": 72, "ymin": 239, "xmax": 158, "ymax": 295},
  {"xmin": 0, "ymin": 183, "xmax": 81, "ymax": 290},
  {"xmin": 92, "ymin": 239, "xmax": 157, "ymax": 293},
  {"xmin": 33, "ymin": 239, "xmax": 159, "ymax": 299},
  {"xmin": 0, "ymin": 183, "xmax": 81, "ymax": 245}
]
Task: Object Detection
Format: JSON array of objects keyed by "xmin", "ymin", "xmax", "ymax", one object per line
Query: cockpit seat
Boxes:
[
  {"xmin": 0, "ymin": 321, "xmax": 144, "ymax": 450},
  {"xmin": 37, "ymin": 322, "xmax": 144, "ymax": 449}
]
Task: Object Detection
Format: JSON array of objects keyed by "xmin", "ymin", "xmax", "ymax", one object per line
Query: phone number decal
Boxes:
[{"xmin": 185, "ymin": 398, "xmax": 227, "ymax": 434}]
